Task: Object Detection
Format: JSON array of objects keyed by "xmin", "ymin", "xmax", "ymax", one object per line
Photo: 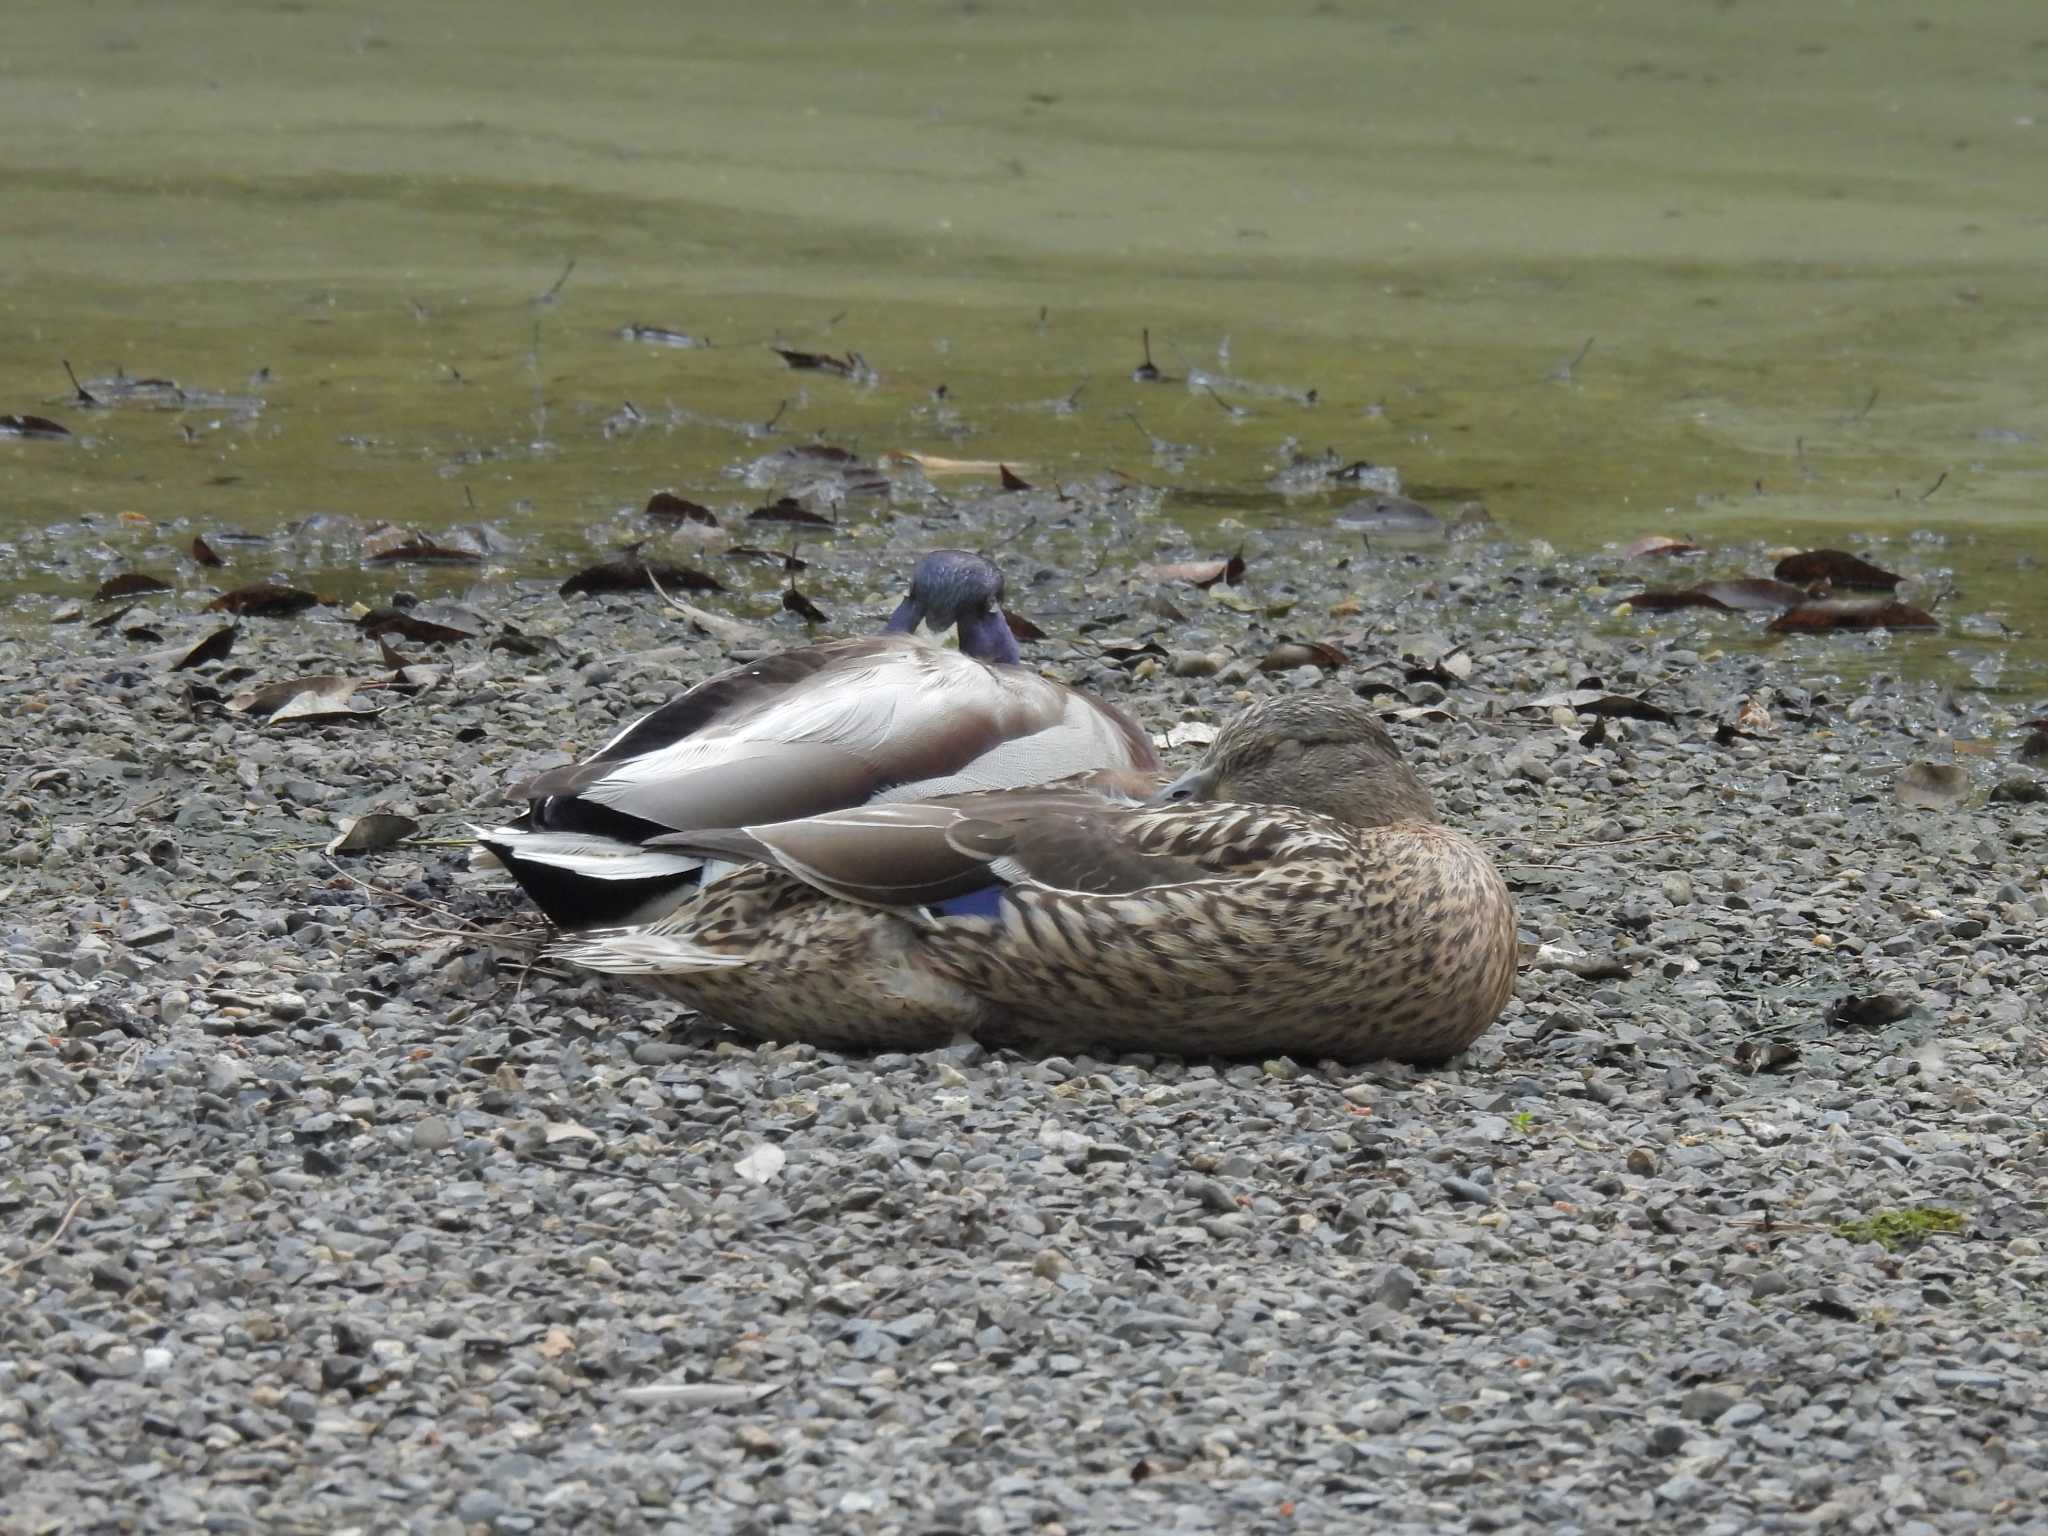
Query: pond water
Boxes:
[{"xmin": 3, "ymin": 0, "xmax": 2043, "ymax": 685}]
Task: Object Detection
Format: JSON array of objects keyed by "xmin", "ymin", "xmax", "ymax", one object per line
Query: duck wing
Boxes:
[
  {"xmin": 517, "ymin": 635, "xmax": 1158, "ymax": 838},
  {"xmin": 699, "ymin": 788, "xmax": 1309, "ymax": 910}
]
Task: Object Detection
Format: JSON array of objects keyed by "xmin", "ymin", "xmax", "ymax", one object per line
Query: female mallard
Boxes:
[
  {"xmin": 475, "ymin": 551, "xmax": 1159, "ymax": 928},
  {"xmin": 552, "ymin": 691, "xmax": 1519, "ymax": 1065}
]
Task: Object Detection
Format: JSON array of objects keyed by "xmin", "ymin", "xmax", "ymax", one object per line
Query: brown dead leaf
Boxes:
[
  {"xmin": 357, "ymin": 601, "xmax": 487, "ymax": 644},
  {"xmin": 169, "ymin": 626, "xmax": 236, "ymax": 671},
  {"xmin": 1766, "ymin": 599, "xmax": 1938, "ymax": 634},
  {"xmin": 0, "ymin": 413, "xmax": 70, "ymax": 439},
  {"xmin": 95, "ymin": 573, "xmax": 172, "ymax": 601},
  {"xmin": 746, "ymin": 497, "xmax": 834, "ymax": 529},
  {"xmin": 1772, "ymin": 549, "xmax": 1903, "ymax": 590},
  {"xmin": 645, "ymin": 491, "xmax": 718, "ymax": 526},
  {"xmin": 1259, "ymin": 639, "xmax": 1347, "ymax": 672},
  {"xmin": 1621, "ymin": 535, "xmax": 1703, "ymax": 559},
  {"xmin": 781, "ymin": 587, "xmax": 829, "ymax": 624},
  {"xmin": 207, "ymin": 583, "xmax": 322, "ymax": 618},
  {"xmin": 190, "ymin": 534, "xmax": 225, "ymax": 568},
  {"xmin": 559, "ymin": 550, "xmax": 725, "ymax": 597}
]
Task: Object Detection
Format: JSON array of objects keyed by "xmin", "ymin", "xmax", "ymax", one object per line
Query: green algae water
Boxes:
[{"xmin": 2, "ymin": 0, "xmax": 2043, "ymax": 684}]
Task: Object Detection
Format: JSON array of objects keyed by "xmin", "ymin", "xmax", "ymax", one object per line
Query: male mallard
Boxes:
[
  {"xmin": 475, "ymin": 551, "xmax": 1160, "ymax": 928},
  {"xmin": 552, "ymin": 691, "xmax": 1518, "ymax": 1065}
]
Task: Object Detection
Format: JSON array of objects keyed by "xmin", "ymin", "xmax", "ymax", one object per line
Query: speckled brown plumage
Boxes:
[{"xmin": 552, "ymin": 691, "xmax": 1519, "ymax": 1064}]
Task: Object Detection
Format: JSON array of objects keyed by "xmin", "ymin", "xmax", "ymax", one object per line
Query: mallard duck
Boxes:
[
  {"xmin": 475, "ymin": 550, "xmax": 1160, "ymax": 928},
  {"xmin": 552, "ymin": 691, "xmax": 1519, "ymax": 1065}
]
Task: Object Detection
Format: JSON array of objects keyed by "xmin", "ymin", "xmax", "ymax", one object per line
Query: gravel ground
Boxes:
[{"xmin": 3, "ymin": 522, "xmax": 2046, "ymax": 1536}]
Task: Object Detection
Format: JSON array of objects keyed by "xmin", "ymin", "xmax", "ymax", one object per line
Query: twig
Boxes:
[
  {"xmin": 1919, "ymin": 471, "xmax": 1947, "ymax": 501},
  {"xmin": 0, "ymin": 1196, "xmax": 86, "ymax": 1279},
  {"xmin": 533, "ymin": 257, "xmax": 577, "ymax": 306}
]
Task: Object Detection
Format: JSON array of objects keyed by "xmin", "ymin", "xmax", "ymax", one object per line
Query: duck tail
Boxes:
[
  {"xmin": 549, "ymin": 928, "xmax": 751, "ymax": 977},
  {"xmin": 470, "ymin": 824, "xmax": 706, "ymax": 929}
]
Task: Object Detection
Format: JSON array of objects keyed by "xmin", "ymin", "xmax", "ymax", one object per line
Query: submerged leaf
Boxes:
[
  {"xmin": 95, "ymin": 573, "xmax": 172, "ymax": 601},
  {"xmin": 190, "ymin": 534, "xmax": 225, "ymax": 568},
  {"xmin": 0, "ymin": 412, "xmax": 70, "ymax": 439},
  {"xmin": 619, "ymin": 323, "xmax": 711, "ymax": 349},
  {"xmin": 645, "ymin": 491, "xmax": 717, "ymax": 526},
  {"xmin": 999, "ymin": 464, "xmax": 1032, "ymax": 491},
  {"xmin": 559, "ymin": 552, "xmax": 725, "ymax": 597},
  {"xmin": 1773, "ymin": 549, "xmax": 1903, "ymax": 590},
  {"xmin": 1767, "ymin": 599, "xmax": 1938, "ymax": 633},
  {"xmin": 208, "ymin": 583, "xmax": 322, "ymax": 617},
  {"xmin": 1621, "ymin": 534, "xmax": 1702, "ymax": 559},
  {"xmin": 781, "ymin": 587, "xmax": 829, "ymax": 624},
  {"xmin": 365, "ymin": 534, "xmax": 484, "ymax": 566},
  {"xmin": 747, "ymin": 497, "xmax": 834, "ymax": 528}
]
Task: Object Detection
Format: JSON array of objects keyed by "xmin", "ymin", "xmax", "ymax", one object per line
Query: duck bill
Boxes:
[{"xmin": 1150, "ymin": 762, "xmax": 1222, "ymax": 805}]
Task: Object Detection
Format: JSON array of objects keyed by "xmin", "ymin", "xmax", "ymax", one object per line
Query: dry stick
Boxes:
[{"xmin": 0, "ymin": 1196, "xmax": 86, "ymax": 1280}]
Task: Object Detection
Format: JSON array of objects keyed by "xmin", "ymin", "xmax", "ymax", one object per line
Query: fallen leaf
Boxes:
[
  {"xmin": 1519, "ymin": 690, "xmax": 1678, "ymax": 724},
  {"xmin": 653, "ymin": 601, "xmax": 774, "ymax": 648},
  {"xmin": 358, "ymin": 602, "xmax": 487, "ymax": 644},
  {"xmin": 1338, "ymin": 495, "xmax": 1446, "ymax": 541},
  {"xmin": 1258, "ymin": 639, "xmax": 1346, "ymax": 671},
  {"xmin": 999, "ymin": 464, "xmax": 1032, "ymax": 491},
  {"xmin": 726, "ymin": 545, "xmax": 808, "ymax": 570},
  {"xmin": 1825, "ymin": 994, "xmax": 1913, "ymax": 1030},
  {"xmin": 1773, "ymin": 549, "xmax": 1903, "ymax": 590},
  {"xmin": 1766, "ymin": 599, "xmax": 1938, "ymax": 633},
  {"xmin": 645, "ymin": 491, "xmax": 717, "ymax": 526},
  {"xmin": 207, "ymin": 583, "xmax": 322, "ymax": 617},
  {"xmin": 537, "ymin": 1325, "xmax": 576, "ymax": 1361},
  {"xmin": 735, "ymin": 1144, "xmax": 786, "ymax": 1185},
  {"xmin": 0, "ymin": 413, "xmax": 70, "ymax": 439},
  {"xmin": 1156, "ymin": 720, "xmax": 1220, "ymax": 751},
  {"xmin": 1622, "ymin": 588, "xmax": 1730, "ymax": 613},
  {"xmin": 1621, "ymin": 534, "xmax": 1702, "ymax": 559},
  {"xmin": 229, "ymin": 674, "xmax": 364, "ymax": 718},
  {"xmin": 325, "ymin": 812, "xmax": 420, "ymax": 854},
  {"xmin": 782, "ymin": 587, "xmax": 828, "ymax": 623},
  {"xmin": 1003, "ymin": 611, "xmax": 1047, "ymax": 643},
  {"xmin": 168, "ymin": 626, "xmax": 236, "ymax": 671},
  {"xmin": 746, "ymin": 497, "xmax": 834, "ymax": 528},
  {"xmin": 190, "ymin": 534, "xmax": 225, "ymax": 568},
  {"xmin": 91, "ymin": 603, "xmax": 137, "ymax": 631},
  {"xmin": 1698, "ymin": 578, "xmax": 1810, "ymax": 612},
  {"xmin": 365, "ymin": 535, "xmax": 484, "ymax": 566},
  {"xmin": 619, "ymin": 323, "xmax": 710, "ymax": 348},
  {"xmin": 771, "ymin": 347, "xmax": 868, "ymax": 379},
  {"xmin": 1140, "ymin": 548, "xmax": 1246, "ymax": 589},
  {"xmin": 882, "ymin": 450, "xmax": 1011, "ymax": 476},
  {"xmin": 95, "ymin": 573, "xmax": 172, "ymax": 601},
  {"xmin": 543, "ymin": 1121, "xmax": 600, "ymax": 1145},
  {"xmin": 559, "ymin": 551, "xmax": 725, "ymax": 597},
  {"xmin": 269, "ymin": 682, "xmax": 380, "ymax": 724},
  {"xmin": 1895, "ymin": 762, "xmax": 1970, "ymax": 810}
]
